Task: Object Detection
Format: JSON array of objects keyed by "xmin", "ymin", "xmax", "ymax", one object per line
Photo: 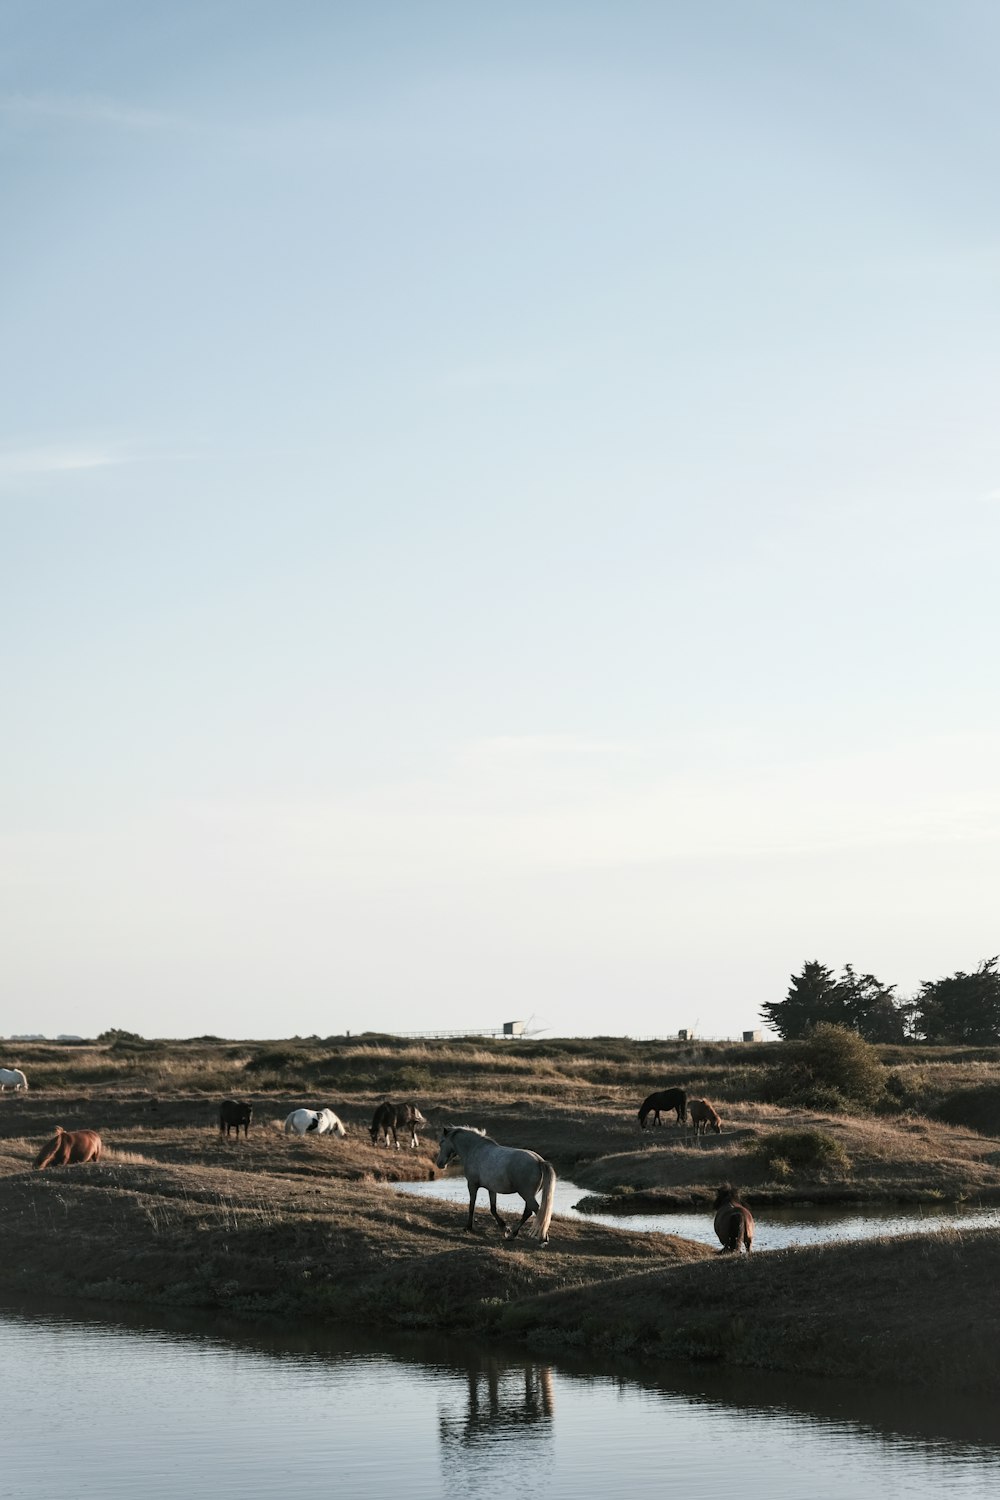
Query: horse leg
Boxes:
[
  {"xmin": 487, "ymin": 1190, "xmax": 510, "ymax": 1238},
  {"xmin": 508, "ymin": 1196, "xmax": 538, "ymax": 1240},
  {"xmin": 466, "ymin": 1181, "xmax": 481, "ymax": 1231},
  {"xmin": 391, "ymin": 1125, "xmax": 400, "ymax": 1150}
]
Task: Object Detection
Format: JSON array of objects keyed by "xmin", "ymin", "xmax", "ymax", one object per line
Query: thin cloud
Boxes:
[
  {"xmin": 0, "ymin": 443, "xmax": 130, "ymax": 481},
  {"xmin": 0, "ymin": 92, "xmax": 190, "ymax": 133}
]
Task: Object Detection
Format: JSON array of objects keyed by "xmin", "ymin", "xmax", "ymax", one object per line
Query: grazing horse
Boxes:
[
  {"xmin": 34, "ymin": 1126, "xmax": 103, "ymax": 1170},
  {"xmin": 713, "ymin": 1184, "xmax": 754, "ymax": 1254},
  {"xmin": 436, "ymin": 1125, "xmax": 556, "ymax": 1244},
  {"xmin": 219, "ymin": 1099, "xmax": 253, "ymax": 1138},
  {"xmin": 688, "ymin": 1098, "xmax": 723, "ymax": 1135},
  {"xmin": 0, "ymin": 1067, "xmax": 28, "ymax": 1092},
  {"xmin": 637, "ymin": 1088, "xmax": 687, "ymax": 1129},
  {"xmin": 284, "ymin": 1107, "xmax": 347, "ymax": 1137},
  {"xmin": 370, "ymin": 1100, "xmax": 427, "ymax": 1149}
]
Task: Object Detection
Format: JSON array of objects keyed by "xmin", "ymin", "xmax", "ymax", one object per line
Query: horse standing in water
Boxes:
[
  {"xmin": 637, "ymin": 1088, "xmax": 687, "ymax": 1128},
  {"xmin": 0, "ymin": 1067, "xmax": 28, "ymax": 1092},
  {"xmin": 436, "ymin": 1126, "xmax": 556, "ymax": 1244},
  {"xmin": 713, "ymin": 1184, "xmax": 754, "ymax": 1253},
  {"xmin": 34, "ymin": 1127, "xmax": 103, "ymax": 1170}
]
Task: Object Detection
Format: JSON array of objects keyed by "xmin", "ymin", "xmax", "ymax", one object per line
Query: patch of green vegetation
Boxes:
[
  {"xmin": 932, "ymin": 1084, "xmax": 1000, "ymax": 1138},
  {"xmin": 764, "ymin": 1024, "xmax": 886, "ymax": 1110},
  {"xmin": 743, "ymin": 1127, "xmax": 851, "ymax": 1176},
  {"xmin": 244, "ymin": 1049, "xmax": 302, "ymax": 1073}
]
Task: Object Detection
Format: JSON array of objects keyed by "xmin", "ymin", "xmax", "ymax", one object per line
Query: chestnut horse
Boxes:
[
  {"xmin": 34, "ymin": 1126, "xmax": 104, "ymax": 1171},
  {"xmin": 689, "ymin": 1098, "xmax": 722, "ymax": 1135},
  {"xmin": 713, "ymin": 1184, "xmax": 753, "ymax": 1253}
]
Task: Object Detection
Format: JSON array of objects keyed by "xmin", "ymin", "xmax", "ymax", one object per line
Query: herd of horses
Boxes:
[{"xmin": 8, "ymin": 1064, "xmax": 752, "ymax": 1254}]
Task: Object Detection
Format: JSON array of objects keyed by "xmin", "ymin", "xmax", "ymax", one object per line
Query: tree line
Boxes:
[{"xmin": 761, "ymin": 957, "xmax": 1000, "ymax": 1044}]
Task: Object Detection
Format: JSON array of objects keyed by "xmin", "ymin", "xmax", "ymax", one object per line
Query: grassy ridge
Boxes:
[{"xmin": 1, "ymin": 1033, "xmax": 999, "ymax": 1393}]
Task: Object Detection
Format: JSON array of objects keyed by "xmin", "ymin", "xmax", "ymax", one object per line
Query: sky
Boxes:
[{"xmin": 2, "ymin": 0, "xmax": 998, "ymax": 1042}]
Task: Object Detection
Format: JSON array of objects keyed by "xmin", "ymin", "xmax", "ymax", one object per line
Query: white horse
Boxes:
[
  {"xmin": 284, "ymin": 1107, "xmax": 347, "ymax": 1137},
  {"xmin": 436, "ymin": 1125, "xmax": 556, "ymax": 1244},
  {"xmin": 0, "ymin": 1068, "xmax": 28, "ymax": 1092}
]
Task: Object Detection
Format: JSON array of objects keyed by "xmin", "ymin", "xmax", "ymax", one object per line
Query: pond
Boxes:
[
  {"xmin": 397, "ymin": 1175, "xmax": 1000, "ymax": 1248},
  {"xmin": 1, "ymin": 1299, "xmax": 998, "ymax": 1500}
]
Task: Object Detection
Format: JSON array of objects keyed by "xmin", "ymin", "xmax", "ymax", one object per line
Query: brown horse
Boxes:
[
  {"xmin": 370, "ymin": 1100, "xmax": 427, "ymax": 1149},
  {"xmin": 713, "ymin": 1184, "xmax": 753, "ymax": 1253},
  {"xmin": 34, "ymin": 1126, "xmax": 104, "ymax": 1171},
  {"xmin": 689, "ymin": 1098, "xmax": 722, "ymax": 1135}
]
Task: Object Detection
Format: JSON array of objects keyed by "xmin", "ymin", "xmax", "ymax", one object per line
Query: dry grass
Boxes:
[{"xmin": 2, "ymin": 1033, "xmax": 1000, "ymax": 1392}]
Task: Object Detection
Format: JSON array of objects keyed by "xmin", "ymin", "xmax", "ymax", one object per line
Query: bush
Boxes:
[
  {"xmin": 244, "ymin": 1049, "xmax": 300, "ymax": 1074},
  {"xmin": 768, "ymin": 1023, "xmax": 886, "ymax": 1108},
  {"xmin": 932, "ymin": 1084, "xmax": 1000, "ymax": 1138},
  {"xmin": 743, "ymin": 1128, "xmax": 851, "ymax": 1176}
]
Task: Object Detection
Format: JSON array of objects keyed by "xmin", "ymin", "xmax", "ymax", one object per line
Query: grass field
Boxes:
[{"xmin": 1, "ymin": 1033, "xmax": 998, "ymax": 1393}]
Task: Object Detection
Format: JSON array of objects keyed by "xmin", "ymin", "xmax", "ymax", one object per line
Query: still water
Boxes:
[
  {"xmin": 1, "ymin": 1300, "xmax": 998, "ymax": 1500},
  {"xmin": 398, "ymin": 1174, "xmax": 1000, "ymax": 1248}
]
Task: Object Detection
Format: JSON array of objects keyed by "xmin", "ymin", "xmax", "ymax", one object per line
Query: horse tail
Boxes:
[
  {"xmin": 527, "ymin": 1161, "xmax": 556, "ymax": 1242},
  {"xmin": 34, "ymin": 1128, "xmax": 65, "ymax": 1171}
]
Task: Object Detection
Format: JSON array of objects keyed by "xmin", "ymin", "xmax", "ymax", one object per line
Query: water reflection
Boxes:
[
  {"xmin": 438, "ymin": 1352, "xmax": 555, "ymax": 1496},
  {"xmin": 1, "ymin": 1295, "xmax": 998, "ymax": 1500}
]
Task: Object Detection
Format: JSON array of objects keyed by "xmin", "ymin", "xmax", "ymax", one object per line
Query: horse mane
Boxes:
[
  {"xmin": 444, "ymin": 1124, "xmax": 487, "ymax": 1137},
  {"xmin": 713, "ymin": 1182, "xmax": 743, "ymax": 1207}
]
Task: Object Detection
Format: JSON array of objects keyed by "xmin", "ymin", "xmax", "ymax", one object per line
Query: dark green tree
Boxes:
[
  {"xmin": 762, "ymin": 960, "xmax": 905, "ymax": 1042},
  {"xmin": 761, "ymin": 961, "xmax": 846, "ymax": 1039},
  {"xmin": 838, "ymin": 964, "xmax": 906, "ymax": 1043},
  {"xmin": 911, "ymin": 957, "xmax": 1000, "ymax": 1045}
]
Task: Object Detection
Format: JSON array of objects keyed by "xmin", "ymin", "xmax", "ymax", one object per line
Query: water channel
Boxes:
[
  {"xmin": 1, "ymin": 1297, "xmax": 998, "ymax": 1500},
  {"xmin": 397, "ymin": 1174, "xmax": 1000, "ymax": 1248}
]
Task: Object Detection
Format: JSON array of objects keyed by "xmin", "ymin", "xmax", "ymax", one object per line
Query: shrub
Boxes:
[
  {"xmin": 743, "ymin": 1128, "xmax": 851, "ymax": 1176},
  {"xmin": 932, "ymin": 1084, "xmax": 1000, "ymax": 1138},
  {"xmin": 767, "ymin": 1023, "xmax": 886, "ymax": 1108},
  {"xmin": 244, "ymin": 1049, "xmax": 300, "ymax": 1074}
]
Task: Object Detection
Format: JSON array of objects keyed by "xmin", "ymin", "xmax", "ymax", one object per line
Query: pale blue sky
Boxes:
[{"xmin": 2, "ymin": 1, "xmax": 998, "ymax": 1040}]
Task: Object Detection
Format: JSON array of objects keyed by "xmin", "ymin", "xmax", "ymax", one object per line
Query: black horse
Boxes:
[
  {"xmin": 637, "ymin": 1088, "xmax": 687, "ymax": 1128},
  {"xmin": 370, "ymin": 1100, "xmax": 427, "ymax": 1149},
  {"xmin": 219, "ymin": 1098, "xmax": 253, "ymax": 1138}
]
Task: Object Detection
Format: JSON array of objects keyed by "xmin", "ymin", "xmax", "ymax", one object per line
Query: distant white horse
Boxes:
[
  {"xmin": 284, "ymin": 1107, "xmax": 347, "ymax": 1137},
  {"xmin": 436, "ymin": 1125, "xmax": 556, "ymax": 1244},
  {"xmin": 0, "ymin": 1068, "xmax": 28, "ymax": 1092}
]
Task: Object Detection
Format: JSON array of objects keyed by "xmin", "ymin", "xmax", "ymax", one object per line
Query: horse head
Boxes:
[{"xmin": 436, "ymin": 1127, "xmax": 458, "ymax": 1169}]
